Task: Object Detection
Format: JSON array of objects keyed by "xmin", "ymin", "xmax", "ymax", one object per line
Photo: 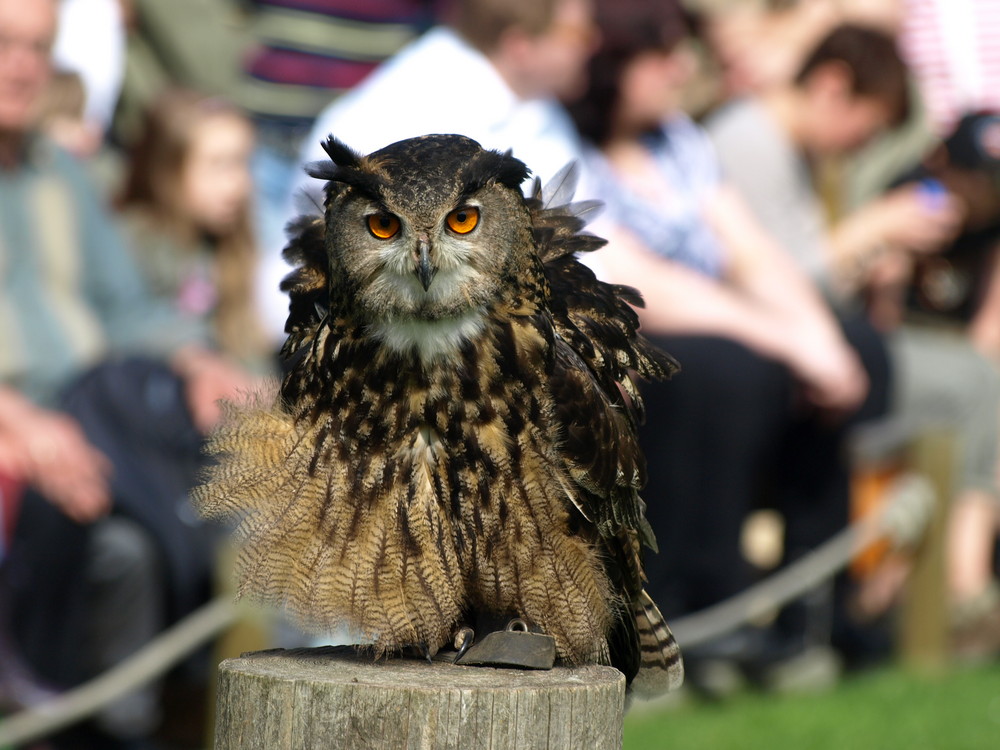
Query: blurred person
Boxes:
[
  {"xmin": 296, "ymin": 0, "xmax": 596, "ymax": 186},
  {"xmin": 45, "ymin": 0, "xmax": 131, "ymax": 198},
  {"xmin": 698, "ymin": 0, "xmax": 840, "ymax": 101},
  {"xmin": 0, "ymin": 0, "xmax": 253, "ymax": 743},
  {"xmin": 839, "ymin": 0, "xmax": 1000, "ymax": 218},
  {"xmin": 878, "ymin": 113, "xmax": 1000, "ymax": 339},
  {"xmin": 117, "ymin": 89, "xmax": 273, "ymax": 372},
  {"xmin": 695, "ymin": 0, "xmax": 902, "ymax": 103},
  {"xmin": 34, "ymin": 69, "xmax": 125, "ymax": 198},
  {"xmin": 707, "ymin": 24, "xmax": 1000, "ymax": 659},
  {"xmin": 259, "ymin": 0, "xmax": 600, "ymax": 336},
  {"xmin": 708, "ymin": 25, "xmax": 957, "ymax": 296},
  {"xmin": 873, "ymin": 112, "xmax": 1000, "ymax": 659},
  {"xmin": 566, "ymin": 0, "xmax": 890, "ymax": 692},
  {"xmin": 840, "ymin": 0, "xmax": 1000, "ymax": 261},
  {"xmin": 37, "ymin": 70, "xmax": 100, "ymax": 158},
  {"xmin": 690, "ymin": 0, "xmax": 933, "ymax": 225}
]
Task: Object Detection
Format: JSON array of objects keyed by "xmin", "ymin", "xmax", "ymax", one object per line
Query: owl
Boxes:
[{"xmin": 195, "ymin": 133, "xmax": 682, "ymax": 694}]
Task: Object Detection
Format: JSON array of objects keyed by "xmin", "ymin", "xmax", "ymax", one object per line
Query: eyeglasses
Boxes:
[{"xmin": 0, "ymin": 33, "xmax": 53, "ymax": 61}]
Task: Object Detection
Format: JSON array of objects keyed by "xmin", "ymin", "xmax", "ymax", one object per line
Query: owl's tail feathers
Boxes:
[{"xmin": 630, "ymin": 590, "xmax": 684, "ymax": 696}]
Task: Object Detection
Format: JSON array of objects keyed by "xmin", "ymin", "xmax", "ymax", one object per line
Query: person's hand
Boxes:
[
  {"xmin": 171, "ymin": 346, "xmax": 256, "ymax": 434},
  {"xmin": 0, "ymin": 395, "xmax": 112, "ymax": 523},
  {"xmin": 25, "ymin": 411, "xmax": 112, "ymax": 522},
  {"xmin": 874, "ymin": 184, "xmax": 964, "ymax": 254},
  {"xmin": 782, "ymin": 324, "xmax": 869, "ymax": 414}
]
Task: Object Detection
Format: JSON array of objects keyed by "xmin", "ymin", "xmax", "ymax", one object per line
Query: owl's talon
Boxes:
[
  {"xmin": 453, "ymin": 626, "xmax": 475, "ymax": 660},
  {"xmin": 401, "ymin": 642, "xmax": 434, "ymax": 663}
]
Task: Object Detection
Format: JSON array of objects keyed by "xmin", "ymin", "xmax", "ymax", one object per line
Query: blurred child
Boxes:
[{"xmin": 118, "ymin": 89, "xmax": 273, "ymax": 372}]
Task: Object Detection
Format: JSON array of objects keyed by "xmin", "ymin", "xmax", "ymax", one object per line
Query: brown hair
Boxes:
[
  {"xmin": 795, "ymin": 24, "xmax": 911, "ymax": 127},
  {"xmin": 118, "ymin": 89, "xmax": 268, "ymax": 362},
  {"xmin": 567, "ymin": 0, "xmax": 689, "ymax": 146},
  {"xmin": 448, "ymin": 0, "xmax": 557, "ymax": 53}
]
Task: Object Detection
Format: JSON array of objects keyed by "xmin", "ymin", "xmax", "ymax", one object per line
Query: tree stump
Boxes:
[{"xmin": 213, "ymin": 647, "xmax": 626, "ymax": 750}]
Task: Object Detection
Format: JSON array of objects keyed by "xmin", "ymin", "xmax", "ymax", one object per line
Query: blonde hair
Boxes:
[{"xmin": 118, "ymin": 89, "xmax": 269, "ymax": 363}]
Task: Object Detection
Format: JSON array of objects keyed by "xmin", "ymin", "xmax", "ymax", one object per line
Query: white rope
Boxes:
[
  {"xmin": 669, "ymin": 472, "xmax": 935, "ymax": 647},
  {"xmin": 0, "ymin": 597, "xmax": 238, "ymax": 748}
]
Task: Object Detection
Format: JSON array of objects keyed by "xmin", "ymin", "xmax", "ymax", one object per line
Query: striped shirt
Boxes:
[{"xmin": 242, "ymin": 0, "xmax": 431, "ymax": 123}]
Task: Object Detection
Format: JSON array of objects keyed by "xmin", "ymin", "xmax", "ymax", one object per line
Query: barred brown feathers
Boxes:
[{"xmin": 194, "ymin": 134, "xmax": 682, "ymax": 693}]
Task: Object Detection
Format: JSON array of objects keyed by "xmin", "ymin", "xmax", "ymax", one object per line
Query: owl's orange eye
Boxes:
[
  {"xmin": 446, "ymin": 206, "xmax": 480, "ymax": 234},
  {"xmin": 367, "ymin": 213, "xmax": 400, "ymax": 239}
]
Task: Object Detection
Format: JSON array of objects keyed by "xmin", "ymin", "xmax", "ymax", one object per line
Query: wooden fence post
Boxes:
[
  {"xmin": 213, "ymin": 647, "xmax": 626, "ymax": 750},
  {"xmin": 898, "ymin": 432, "xmax": 952, "ymax": 672}
]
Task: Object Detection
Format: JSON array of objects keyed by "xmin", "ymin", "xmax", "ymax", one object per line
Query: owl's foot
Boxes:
[
  {"xmin": 427, "ymin": 625, "xmax": 475, "ymax": 664},
  {"xmin": 455, "ymin": 618, "xmax": 556, "ymax": 670}
]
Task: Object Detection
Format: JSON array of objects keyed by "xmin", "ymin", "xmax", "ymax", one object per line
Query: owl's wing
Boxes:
[
  {"xmin": 550, "ymin": 326, "xmax": 683, "ymax": 692},
  {"xmin": 531, "ymin": 167, "xmax": 683, "ymax": 692},
  {"xmin": 278, "ymin": 213, "xmax": 329, "ymax": 361},
  {"xmin": 529, "ymin": 165, "xmax": 676, "ymax": 419}
]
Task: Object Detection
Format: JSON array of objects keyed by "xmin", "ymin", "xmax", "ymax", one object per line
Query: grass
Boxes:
[{"xmin": 623, "ymin": 664, "xmax": 1000, "ymax": 750}]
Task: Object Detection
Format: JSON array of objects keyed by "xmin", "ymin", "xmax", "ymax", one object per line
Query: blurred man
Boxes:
[{"xmin": 0, "ymin": 0, "xmax": 252, "ymax": 742}]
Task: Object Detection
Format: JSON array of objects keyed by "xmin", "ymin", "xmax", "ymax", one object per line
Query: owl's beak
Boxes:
[{"xmin": 416, "ymin": 239, "xmax": 437, "ymax": 291}]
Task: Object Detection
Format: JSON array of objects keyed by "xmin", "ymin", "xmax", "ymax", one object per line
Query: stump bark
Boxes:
[{"xmin": 213, "ymin": 647, "xmax": 626, "ymax": 749}]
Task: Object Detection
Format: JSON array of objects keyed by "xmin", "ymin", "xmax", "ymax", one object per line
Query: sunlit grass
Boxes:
[{"xmin": 624, "ymin": 664, "xmax": 1000, "ymax": 750}]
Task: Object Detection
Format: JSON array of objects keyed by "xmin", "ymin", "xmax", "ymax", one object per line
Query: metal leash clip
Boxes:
[{"xmin": 456, "ymin": 618, "xmax": 556, "ymax": 670}]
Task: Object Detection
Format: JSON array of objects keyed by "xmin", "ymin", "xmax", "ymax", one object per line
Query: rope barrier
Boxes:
[
  {"xmin": 0, "ymin": 597, "xmax": 238, "ymax": 748},
  {"xmin": 669, "ymin": 472, "xmax": 935, "ymax": 648},
  {"xmin": 0, "ymin": 472, "xmax": 934, "ymax": 746}
]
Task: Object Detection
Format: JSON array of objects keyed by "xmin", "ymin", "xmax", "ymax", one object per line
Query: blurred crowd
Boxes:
[{"xmin": 1, "ymin": 0, "xmax": 999, "ymax": 746}]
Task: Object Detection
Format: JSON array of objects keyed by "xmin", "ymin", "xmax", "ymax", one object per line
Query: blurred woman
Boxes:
[
  {"xmin": 118, "ymin": 89, "xmax": 272, "ymax": 371},
  {"xmin": 566, "ymin": 0, "xmax": 890, "ymax": 691}
]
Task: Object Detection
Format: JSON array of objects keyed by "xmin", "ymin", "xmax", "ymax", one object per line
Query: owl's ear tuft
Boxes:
[
  {"xmin": 320, "ymin": 135, "xmax": 362, "ymax": 169},
  {"xmin": 306, "ymin": 136, "xmax": 361, "ymax": 181},
  {"xmin": 494, "ymin": 150, "xmax": 532, "ymax": 190},
  {"xmin": 308, "ymin": 136, "xmax": 387, "ymax": 199},
  {"xmin": 461, "ymin": 149, "xmax": 531, "ymax": 196}
]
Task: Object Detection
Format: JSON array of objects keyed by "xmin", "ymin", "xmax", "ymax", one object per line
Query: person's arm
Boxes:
[
  {"xmin": 707, "ymin": 184, "xmax": 835, "ymax": 321},
  {"xmin": 602, "ymin": 221, "xmax": 868, "ymax": 412},
  {"xmin": 169, "ymin": 344, "xmax": 256, "ymax": 434},
  {"xmin": 969, "ymin": 241, "xmax": 1000, "ymax": 359},
  {"xmin": 706, "ymin": 184, "xmax": 869, "ymax": 411}
]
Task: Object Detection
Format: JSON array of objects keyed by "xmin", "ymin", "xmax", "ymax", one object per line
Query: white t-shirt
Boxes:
[
  {"xmin": 291, "ymin": 26, "xmax": 586, "ymax": 204},
  {"xmin": 707, "ymin": 98, "xmax": 831, "ymax": 292}
]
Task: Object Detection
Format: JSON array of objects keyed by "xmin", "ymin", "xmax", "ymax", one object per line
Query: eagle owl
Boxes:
[{"xmin": 195, "ymin": 133, "xmax": 682, "ymax": 694}]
